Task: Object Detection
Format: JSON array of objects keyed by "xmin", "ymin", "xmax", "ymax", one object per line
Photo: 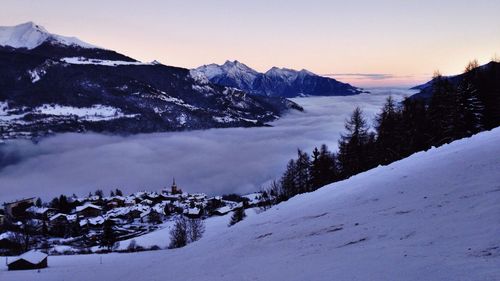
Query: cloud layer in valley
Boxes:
[{"xmin": 0, "ymin": 89, "xmax": 416, "ymax": 203}]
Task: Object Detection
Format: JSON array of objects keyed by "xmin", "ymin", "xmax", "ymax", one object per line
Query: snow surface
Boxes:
[
  {"xmin": 1, "ymin": 128, "xmax": 499, "ymax": 280},
  {"xmin": 33, "ymin": 104, "xmax": 137, "ymax": 121},
  {"xmin": 0, "ymin": 22, "xmax": 97, "ymax": 49},
  {"xmin": 60, "ymin": 57, "xmax": 146, "ymax": 66}
]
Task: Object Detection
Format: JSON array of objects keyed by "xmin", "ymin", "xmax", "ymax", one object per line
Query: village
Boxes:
[{"xmin": 0, "ymin": 179, "xmax": 271, "ymax": 269}]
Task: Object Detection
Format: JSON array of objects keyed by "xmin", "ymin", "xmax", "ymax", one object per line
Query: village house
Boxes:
[
  {"xmin": 7, "ymin": 250, "xmax": 48, "ymax": 271},
  {"xmin": 75, "ymin": 203, "xmax": 102, "ymax": 218},
  {"xmin": 3, "ymin": 198, "xmax": 36, "ymax": 221},
  {"xmin": 26, "ymin": 206, "xmax": 57, "ymax": 220},
  {"xmin": 49, "ymin": 213, "xmax": 76, "ymax": 226},
  {"xmin": 185, "ymin": 207, "xmax": 202, "ymax": 219},
  {"xmin": 79, "ymin": 216, "xmax": 105, "ymax": 229},
  {"xmin": 106, "ymin": 196, "xmax": 125, "ymax": 209}
]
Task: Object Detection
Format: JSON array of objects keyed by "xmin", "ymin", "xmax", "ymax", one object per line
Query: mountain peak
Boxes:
[
  {"xmin": 193, "ymin": 60, "xmax": 361, "ymax": 97},
  {"xmin": 0, "ymin": 21, "xmax": 97, "ymax": 50}
]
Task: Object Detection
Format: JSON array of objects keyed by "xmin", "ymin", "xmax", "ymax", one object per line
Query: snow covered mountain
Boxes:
[
  {"xmin": 2, "ymin": 127, "xmax": 499, "ymax": 280},
  {"xmin": 191, "ymin": 60, "xmax": 362, "ymax": 98},
  {"xmin": 0, "ymin": 22, "xmax": 97, "ymax": 50},
  {"xmin": 0, "ymin": 23, "xmax": 301, "ymax": 140}
]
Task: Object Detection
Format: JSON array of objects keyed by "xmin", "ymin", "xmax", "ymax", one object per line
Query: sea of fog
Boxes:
[{"xmin": 0, "ymin": 88, "xmax": 417, "ymax": 203}]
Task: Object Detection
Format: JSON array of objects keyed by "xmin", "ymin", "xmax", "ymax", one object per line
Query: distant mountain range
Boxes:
[
  {"xmin": 191, "ymin": 60, "xmax": 362, "ymax": 98},
  {"xmin": 0, "ymin": 22, "xmax": 302, "ymax": 140}
]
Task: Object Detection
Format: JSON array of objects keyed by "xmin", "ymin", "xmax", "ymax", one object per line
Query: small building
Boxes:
[
  {"xmin": 7, "ymin": 250, "xmax": 48, "ymax": 271},
  {"xmin": 75, "ymin": 203, "xmax": 102, "ymax": 218},
  {"xmin": 185, "ymin": 207, "xmax": 202, "ymax": 218},
  {"xmin": 0, "ymin": 232, "xmax": 21, "ymax": 254},
  {"xmin": 26, "ymin": 206, "xmax": 57, "ymax": 220},
  {"xmin": 213, "ymin": 206, "xmax": 232, "ymax": 216},
  {"xmin": 3, "ymin": 198, "xmax": 36, "ymax": 220},
  {"xmin": 107, "ymin": 196, "xmax": 125, "ymax": 208}
]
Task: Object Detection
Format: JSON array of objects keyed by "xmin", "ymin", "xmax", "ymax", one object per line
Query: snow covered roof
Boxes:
[
  {"xmin": 106, "ymin": 204, "xmax": 150, "ymax": 218},
  {"xmin": 152, "ymin": 202, "xmax": 167, "ymax": 214},
  {"xmin": 9, "ymin": 250, "xmax": 47, "ymax": 265},
  {"xmin": 49, "ymin": 213, "xmax": 76, "ymax": 222},
  {"xmin": 214, "ymin": 206, "xmax": 232, "ymax": 215},
  {"xmin": 26, "ymin": 206, "xmax": 52, "ymax": 214},
  {"xmin": 140, "ymin": 199, "xmax": 153, "ymax": 205},
  {"xmin": 0, "ymin": 231, "xmax": 14, "ymax": 240},
  {"xmin": 186, "ymin": 208, "xmax": 201, "ymax": 216},
  {"xmin": 49, "ymin": 213, "xmax": 66, "ymax": 221},
  {"xmin": 75, "ymin": 203, "xmax": 102, "ymax": 212},
  {"xmin": 80, "ymin": 216, "xmax": 105, "ymax": 227}
]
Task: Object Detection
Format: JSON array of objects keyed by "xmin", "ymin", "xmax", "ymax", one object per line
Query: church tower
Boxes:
[{"xmin": 171, "ymin": 178, "xmax": 180, "ymax": 194}]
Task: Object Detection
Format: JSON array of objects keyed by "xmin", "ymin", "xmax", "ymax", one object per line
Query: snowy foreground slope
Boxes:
[{"xmin": 2, "ymin": 129, "xmax": 500, "ymax": 281}]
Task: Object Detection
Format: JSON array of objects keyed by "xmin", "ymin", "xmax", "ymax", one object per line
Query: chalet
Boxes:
[
  {"xmin": 49, "ymin": 213, "xmax": 76, "ymax": 226},
  {"xmin": 127, "ymin": 209, "xmax": 143, "ymax": 219},
  {"xmin": 0, "ymin": 232, "xmax": 21, "ymax": 254},
  {"xmin": 79, "ymin": 216, "xmax": 105, "ymax": 229},
  {"xmin": 26, "ymin": 206, "xmax": 57, "ymax": 220},
  {"xmin": 140, "ymin": 199, "xmax": 153, "ymax": 206},
  {"xmin": 124, "ymin": 196, "xmax": 136, "ymax": 206},
  {"xmin": 3, "ymin": 198, "xmax": 36, "ymax": 220},
  {"xmin": 185, "ymin": 207, "xmax": 202, "ymax": 218},
  {"xmin": 75, "ymin": 203, "xmax": 102, "ymax": 218},
  {"xmin": 107, "ymin": 196, "xmax": 125, "ymax": 208},
  {"xmin": 7, "ymin": 250, "xmax": 48, "ymax": 270},
  {"xmin": 106, "ymin": 201, "xmax": 119, "ymax": 209},
  {"xmin": 213, "ymin": 206, "xmax": 232, "ymax": 216}
]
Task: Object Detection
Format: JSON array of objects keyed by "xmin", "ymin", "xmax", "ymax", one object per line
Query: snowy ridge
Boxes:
[
  {"xmin": 191, "ymin": 60, "xmax": 362, "ymax": 98},
  {"xmin": 265, "ymin": 66, "xmax": 316, "ymax": 82},
  {"xmin": 2, "ymin": 129, "xmax": 499, "ymax": 280},
  {"xmin": 0, "ymin": 22, "xmax": 97, "ymax": 50},
  {"xmin": 60, "ymin": 57, "xmax": 146, "ymax": 66},
  {"xmin": 191, "ymin": 60, "xmax": 260, "ymax": 90}
]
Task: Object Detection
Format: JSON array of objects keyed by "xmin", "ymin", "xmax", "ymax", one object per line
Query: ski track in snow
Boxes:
[{"xmin": 1, "ymin": 128, "xmax": 499, "ymax": 280}]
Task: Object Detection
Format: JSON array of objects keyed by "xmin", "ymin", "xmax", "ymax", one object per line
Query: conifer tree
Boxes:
[
  {"xmin": 428, "ymin": 73, "xmax": 459, "ymax": 145},
  {"xmin": 229, "ymin": 207, "xmax": 246, "ymax": 226},
  {"xmin": 375, "ymin": 96, "xmax": 404, "ymax": 164},
  {"xmin": 101, "ymin": 219, "xmax": 117, "ymax": 250},
  {"xmin": 280, "ymin": 159, "xmax": 297, "ymax": 199},
  {"xmin": 338, "ymin": 107, "xmax": 371, "ymax": 177},
  {"xmin": 457, "ymin": 60, "xmax": 485, "ymax": 135},
  {"xmin": 295, "ymin": 149, "xmax": 312, "ymax": 193},
  {"xmin": 310, "ymin": 145, "xmax": 338, "ymax": 190}
]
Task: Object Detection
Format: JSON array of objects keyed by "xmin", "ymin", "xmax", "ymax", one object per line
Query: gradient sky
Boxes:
[{"xmin": 1, "ymin": 0, "xmax": 499, "ymax": 87}]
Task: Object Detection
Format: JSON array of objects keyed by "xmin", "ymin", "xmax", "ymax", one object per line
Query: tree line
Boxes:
[{"xmin": 267, "ymin": 60, "xmax": 498, "ymax": 203}]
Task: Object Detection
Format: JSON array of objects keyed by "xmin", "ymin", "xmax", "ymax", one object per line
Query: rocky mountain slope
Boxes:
[
  {"xmin": 0, "ymin": 22, "xmax": 301, "ymax": 140},
  {"xmin": 191, "ymin": 60, "xmax": 362, "ymax": 98}
]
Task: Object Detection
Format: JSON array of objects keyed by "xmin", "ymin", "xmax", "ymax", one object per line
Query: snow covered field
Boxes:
[
  {"xmin": 0, "ymin": 89, "xmax": 416, "ymax": 202},
  {"xmin": 1, "ymin": 126, "xmax": 499, "ymax": 281}
]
